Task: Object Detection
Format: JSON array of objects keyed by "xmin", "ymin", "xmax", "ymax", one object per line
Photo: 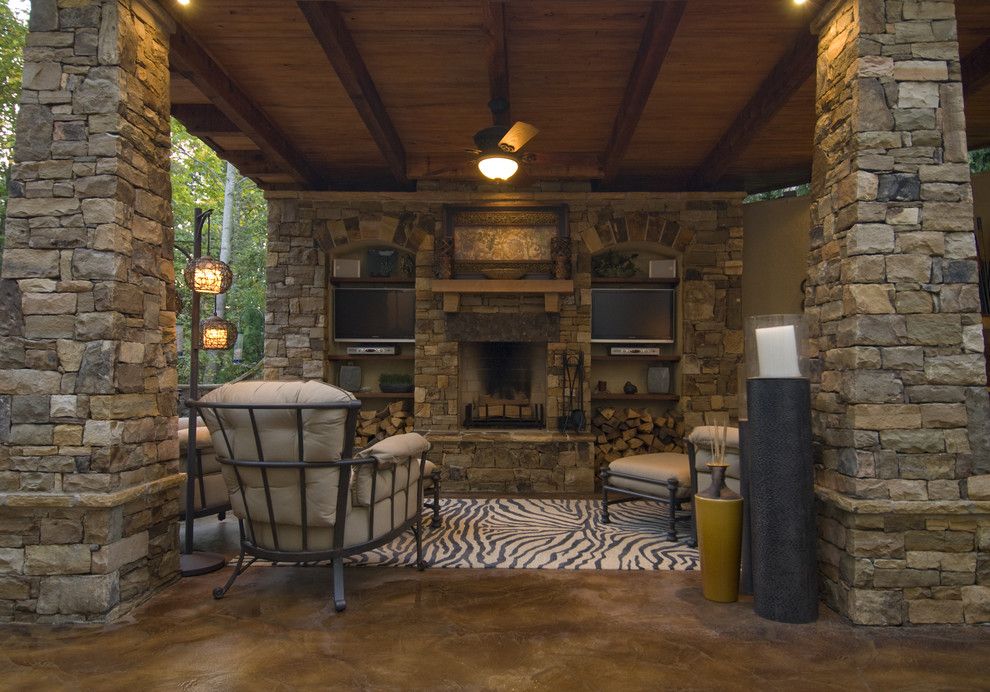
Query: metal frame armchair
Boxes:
[{"xmin": 191, "ymin": 381, "xmax": 431, "ymax": 612}]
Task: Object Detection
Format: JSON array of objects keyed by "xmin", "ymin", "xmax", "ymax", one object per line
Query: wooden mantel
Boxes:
[{"xmin": 432, "ymin": 279, "xmax": 575, "ymax": 313}]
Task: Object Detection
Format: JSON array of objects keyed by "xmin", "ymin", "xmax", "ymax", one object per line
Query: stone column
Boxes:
[
  {"xmin": 262, "ymin": 196, "xmax": 328, "ymax": 381},
  {"xmin": 809, "ymin": 0, "xmax": 990, "ymax": 624},
  {"xmin": 0, "ymin": 0, "xmax": 180, "ymax": 622}
]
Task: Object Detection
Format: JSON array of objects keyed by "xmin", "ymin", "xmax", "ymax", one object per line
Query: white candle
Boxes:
[{"xmin": 755, "ymin": 325, "xmax": 801, "ymax": 378}]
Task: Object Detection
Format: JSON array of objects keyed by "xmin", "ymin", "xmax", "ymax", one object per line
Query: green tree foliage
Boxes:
[
  {"xmin": 171, "ymin": 119, "xmax": 267, "ymax": 384},
  {"xmin": 0, "ymin": 0, "xmax": 27, "ymax": 256},
  {"xmin": 970, "ymin": 148, "xmax": 990, "ymax": 173}
]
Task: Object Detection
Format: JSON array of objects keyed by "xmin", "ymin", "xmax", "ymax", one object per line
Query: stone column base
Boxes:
[
  {"xmin": 0, "ymin": 475, "xmax": 183, "ymax": 623},
  {"xmin": 818, "ymin": 488, "xmax": 990, "ymax": 625}
]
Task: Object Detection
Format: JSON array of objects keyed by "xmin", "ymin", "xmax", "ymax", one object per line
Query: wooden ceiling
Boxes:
[{"xmin": 167, "ymin": 0, "xmax": 990, "ymax": 193}]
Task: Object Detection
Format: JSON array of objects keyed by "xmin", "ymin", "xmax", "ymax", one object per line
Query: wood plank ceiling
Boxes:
[{"xmin": 167, "ymin": 0, "xmax": 990, "ymax": 193}]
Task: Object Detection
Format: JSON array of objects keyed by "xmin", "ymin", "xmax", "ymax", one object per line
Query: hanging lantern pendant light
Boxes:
[
  {"xmin": 184, "ymin": 257, "xmax": 233, "ymax": 295},
  {"xmin": 200, "ymin": 315, "xmax": 238, "ymax": 350},
  {"xmin": 183, "ymin": 211, "xmax": 233, "ymax": 295}
]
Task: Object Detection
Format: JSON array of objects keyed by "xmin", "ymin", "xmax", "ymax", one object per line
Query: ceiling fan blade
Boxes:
[{"xmin": 499, "ymin": 121, "xmax": 539, "ymax": 152}]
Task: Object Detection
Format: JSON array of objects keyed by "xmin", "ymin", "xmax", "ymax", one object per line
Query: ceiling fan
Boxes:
[{"xmin": 466, "ymin": 98, "xmax": 539, "ymax": 181}]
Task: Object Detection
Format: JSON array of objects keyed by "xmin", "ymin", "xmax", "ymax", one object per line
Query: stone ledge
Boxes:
[
  {"xmin": 0, "ymin": 474, "xmax": 185, "ymax": 509},
  {"xmin": 816, "ymin": 486, "xmax": 990, "ymax": 515},
  {"xmin": 422, "ymin": 429, "xmax": 596, "ymax": 444}
]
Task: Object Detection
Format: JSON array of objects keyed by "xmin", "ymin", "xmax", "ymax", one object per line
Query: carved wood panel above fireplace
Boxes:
[{"xmin": 437, "ymin": 204, "xmax": 570, "ymax": 281}]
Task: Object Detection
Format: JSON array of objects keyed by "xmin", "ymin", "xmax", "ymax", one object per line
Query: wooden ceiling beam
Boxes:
[
  {"xmin": 169, "ymin": 24, "xmax": 323, "ymax": 189},
  {"xmin": 171, "ymin": 103, "xmax": 239, "ymax": 137},
  {"xmin": 688, "ymin": 30, "xmax": 816, "ymax": 190},
  {"xmin": 298, "ymin": 1, "xmax": 409, "ymax": 186},
  {"xmin": 221, "ymin": 151, "xmax": 286, "ymax": 177},
  {"xmin": 963, "ymin": 37, "xmax": 990, "ymax": 98},
  {"xmin": 483, "ymin": 1, "xmax": 510, "ymax": 126},
  {"xmin": 601, "ymin": 1, "xmax": 687, "ymax": 184}
]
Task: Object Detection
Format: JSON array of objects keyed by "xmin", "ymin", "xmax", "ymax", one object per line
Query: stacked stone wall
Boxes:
[
  {"xmin": 810, "ymin": 0, "xmax": 990, "ymax": 624},
  {"xmin": 0, "ymin": 0, "xmax": 181, "ymax": 622},
  {"xmin": 264, "ymin": 191, "xmax": 744, "ymax": 429}
]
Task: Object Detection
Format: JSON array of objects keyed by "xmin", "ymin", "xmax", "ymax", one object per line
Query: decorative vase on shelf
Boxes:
[
  {"xmin": 623, "ymin": 381, "xmax": 638, "ymax": 394},
  {"xmin": 694, "ymin": 416, "xmax": 744, "ymax": 603}
]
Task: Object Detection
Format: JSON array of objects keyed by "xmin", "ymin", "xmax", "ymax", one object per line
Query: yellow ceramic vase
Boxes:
[{"xmin": 695, "ymin": 493, "xmax": 744, "ymax": 603}]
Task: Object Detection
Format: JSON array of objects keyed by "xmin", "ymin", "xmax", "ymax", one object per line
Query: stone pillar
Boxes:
[
  {"xmin": 262, "ymin": 196, "xmax": 328, "ymax": 381},
  {"xmin": 0, "ymin": 0, "xmax": 180, "ymax": 622},
  {"xmin": 809, "ymin": 0, "xmax": 990, "ymax": 624}
]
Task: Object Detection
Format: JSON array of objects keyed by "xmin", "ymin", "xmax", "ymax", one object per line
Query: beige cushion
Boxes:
[
  {"xmin": 179, "ymin": 472, "xmax": 228, "ymax": 513},
  {"xmin": 177, "ymin": 416, "xmax": 205, "ymax": 431},
  {"xmin": 606, "ymin": 453, "xmax": 692, "ymax": 499},
  {"xmin": 200, "ymin": 381, "xmax": 357, "ymax": 534},
  {"xmin": 687, "ymin": 425, "xmax": 742, "ymax": 480},
  {"xmin": 178, "ymin": 423, "xmax": 213, "ymax": 451},
  {"xmin": 353, "ymin": 433, "xmax": 430, "ymax": 507},
  {"xmin": 243, "ymin": 487, "xmax": 421, "ymax": 552},
  {"xmin": 201, "ymin": 380, "xmax": 356, "ymax": 463}
]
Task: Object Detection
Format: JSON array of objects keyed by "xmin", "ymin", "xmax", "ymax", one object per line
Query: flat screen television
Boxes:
[
  {"xmin": 333, "ymin": 287, "xmax": 415, "ymax": 343},
  {"xmin": 591, "ymin": 288, "xmax": 676, "ymax": 344}
]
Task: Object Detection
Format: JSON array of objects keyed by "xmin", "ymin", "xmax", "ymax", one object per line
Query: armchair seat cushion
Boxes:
[{"xmin": 606, "ymin": 453, "xmax": 692, "ymax": 499}]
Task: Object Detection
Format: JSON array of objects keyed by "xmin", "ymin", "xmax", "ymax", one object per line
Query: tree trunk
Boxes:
[
  {"xmin": 215, "ymin": 161, "xmax": 237, "ymax": 318},
  {"xmin": 209, "ymin": 161, "xmax": 238, "ymax": 382}
]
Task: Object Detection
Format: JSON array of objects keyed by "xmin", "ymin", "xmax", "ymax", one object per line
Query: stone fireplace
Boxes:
[
  {"xmin": 264, "ymin": 190, "xmax": 746, "ymax": 494},
  {"xmin": 459, "ymin": 342, "xmax": 547, "ymax": 429}
]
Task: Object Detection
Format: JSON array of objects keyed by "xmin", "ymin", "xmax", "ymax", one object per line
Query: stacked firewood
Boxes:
[
  {"xmin": 355, "ymin": 400, "xmax": 415, "ymax": 448},
  {"xmin": 592, "ymin": 407, "xmax": 685, "ymax": 467}
]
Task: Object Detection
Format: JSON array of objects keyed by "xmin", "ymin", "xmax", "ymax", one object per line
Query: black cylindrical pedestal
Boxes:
[
  {"xmin": 738, "ymin": 419, "xmax": 753, "ymax": 596},
  {"xmin": 747, "ymin": 377, "xmax": 817, "ymax": 623}
]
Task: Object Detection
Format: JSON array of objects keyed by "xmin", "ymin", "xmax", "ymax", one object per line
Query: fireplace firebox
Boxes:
[{"xmin": 460, "ymin": 342, "xmax": 547, "ymax": 429}]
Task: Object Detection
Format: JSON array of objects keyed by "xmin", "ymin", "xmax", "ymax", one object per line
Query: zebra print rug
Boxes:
[{"xmin": 346, "ymin": 498, "xmax": 698, "ymax": 571}]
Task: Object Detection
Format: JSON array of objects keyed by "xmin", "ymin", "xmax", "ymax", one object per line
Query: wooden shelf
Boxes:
[
  {"xmin": 432, "ymin": 279, "xmax": 574, "ymax": 313},
  {"xmin": 590, "ymin": 277, "xmax": 679, "ymax": 286},
  {"xmin": 328, "ymin": 354, "xmax": 415, "ymax": 361},
  {"xmin": 591, "ymin": 392, "xmax": 679, "ymax": 402},
  {"xmin": 330, "ymin": 277, "xmax": 414, "ymax": 285},
  {"xmin": 591, "ymin": 355, "xmax": 680, "ymax": 363},
  {"xmin": 354, "ymin": 391, "xmax": 414, "ymax": 400}
]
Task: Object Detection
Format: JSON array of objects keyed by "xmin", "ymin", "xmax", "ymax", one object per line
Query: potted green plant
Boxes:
[{"xmin": 379, "ymin": 372, "xmax": 414, "ymax": 393}]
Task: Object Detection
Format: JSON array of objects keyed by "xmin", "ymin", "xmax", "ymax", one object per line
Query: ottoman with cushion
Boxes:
[
  {"xmin": 422, "ymin": 459, "xmax": 442, "ymax": 526},
  {"xmin": 177, "ymin": 415, "xmax": 231, "ymax": 520},
  {"xmin": 600, "ymin": 451, "xmax": 694, "ymax": 543}
]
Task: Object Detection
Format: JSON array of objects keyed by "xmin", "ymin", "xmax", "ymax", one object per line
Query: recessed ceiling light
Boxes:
[
  {"xmin": 794, "ymin": 0, "xmax": 808, "ymax": 5},
  {"xmin": 177, "ymin": 0, "xmax": 190, "ymax": 6}
]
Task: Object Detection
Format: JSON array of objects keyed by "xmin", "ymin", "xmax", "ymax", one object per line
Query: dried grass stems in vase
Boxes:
[{"xmin": 700, "ymin": 413, "xmax": 737, "ymax": 500}]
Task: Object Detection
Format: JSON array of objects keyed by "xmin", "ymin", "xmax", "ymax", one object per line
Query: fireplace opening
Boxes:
[{"xmin": 460, "ymin": 342, "xmax": 546, "ymax": 429}]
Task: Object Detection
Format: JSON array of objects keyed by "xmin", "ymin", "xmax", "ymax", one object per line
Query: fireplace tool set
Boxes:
[{"xmin": 559, "ymin": 350, "xmax": 586, "ymax": 432}]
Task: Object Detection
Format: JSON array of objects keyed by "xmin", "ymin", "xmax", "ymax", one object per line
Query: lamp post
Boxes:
[{"xmin": 181, "ymin": 207, "xmax": 235, "ymax": 576}]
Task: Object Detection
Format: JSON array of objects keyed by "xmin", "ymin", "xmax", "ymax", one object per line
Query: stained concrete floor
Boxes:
[{"xmin": 1, "ymin": 516, "xmax": 989, "ymax": 691}]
